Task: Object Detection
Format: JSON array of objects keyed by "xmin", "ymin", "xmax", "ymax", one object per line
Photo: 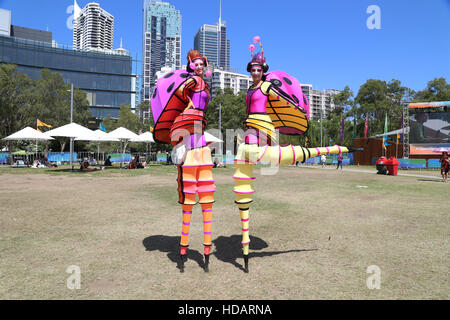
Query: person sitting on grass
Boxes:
[
  {"xmin": 217, "ymin": 162, "xmax": 225, "ymax": 168},
  {"xmin": 31, "ymin": 159, "xmax": 41, "ymax": 168},
  {"xmin": 80, "ymin": 159, "xmax": 98, "ymax": 172},
  {"xmin": 128, "ymin": 155, "xmax": 144, "ymax": 169},
  {"xmin": 135, "ymin": 155, "xmax": 144, "ymax": 168},
  {"xmin": 89, "ymin": 156, "xmax": 97, "ymax": 166},
  {"xmin": 104, "ymin": 156, "xmax": 112, "ymax": 166},
  {"xmin": 80, "ymin": 158, "xmax": 89, "ymax": 171}
]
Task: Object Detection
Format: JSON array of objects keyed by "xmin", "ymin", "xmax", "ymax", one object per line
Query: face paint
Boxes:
[
  {"xmin": 250, "ymin": 65, "xmax": 263, "ymax": 84},
  {"xmin": 193, "ymin": 59, "xmax": 204, "ymax": 77}
]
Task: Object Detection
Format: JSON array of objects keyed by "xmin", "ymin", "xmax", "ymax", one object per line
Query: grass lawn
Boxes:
[{"xmin": 0, "ymin": 164, "xmax": 448, "ymax": 299}]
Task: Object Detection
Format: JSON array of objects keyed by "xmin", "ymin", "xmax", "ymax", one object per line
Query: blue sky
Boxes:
[{"xmin": 1, "ymin": 0, "xmax": 449, "ymax": 95}]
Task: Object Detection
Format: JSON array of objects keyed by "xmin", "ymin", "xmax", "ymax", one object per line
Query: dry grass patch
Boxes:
[{"xmin": 0, "ymin": 165, "xmax": 448, "ymax": 299}]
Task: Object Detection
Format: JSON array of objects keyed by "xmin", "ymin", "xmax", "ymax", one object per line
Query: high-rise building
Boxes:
[
  {"xmin": 194, "ymin": 16, "xmax": 230, "ymax": 70},
  {"xmin": 142, "ymin": 1, "xmax": 181, "ymax": 101},
  {"xmin": 0, "ymin": 8, "xmax": 136, "ymax": 120},
  {"xmin": 301, "ymin": 84, "xmax": 341, "ymax": 120},
  {"xmin": 73, "ymin": 2, "xmax": 114, "ymax": 51},
  {"xmin": 0, "ymin": 8, "xmax": 11, "ymax": 36},
  {"xmin": 211, "ymin": 67, "xmax": 250, "ymax": 96}
]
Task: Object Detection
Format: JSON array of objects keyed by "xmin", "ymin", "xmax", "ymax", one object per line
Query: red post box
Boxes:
[
  {"xmin": 387, "ymin": 156, "xmax": 400, "ymax": 176},
  {"xmin": 384, "ymin": 157, "xmax": 393, "ymax": 175}
]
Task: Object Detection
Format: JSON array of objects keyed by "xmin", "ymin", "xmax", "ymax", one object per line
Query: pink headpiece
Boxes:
[
  {"xmin": 187, "ymin": 51, "xmax": 211, "ymax": 78},
  {"xmin": 248, "ymin": 35, "xmax": 266, "ymax": 66}
]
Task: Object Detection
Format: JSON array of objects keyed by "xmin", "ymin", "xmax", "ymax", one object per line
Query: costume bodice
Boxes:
[
  {"xmin": 246, "ymin": 86, "xmax": 268, "ymax": 114},
  {"xmin": 190, "ymin": 90, "xmax": 210, "ymax": 112},
  {"xmin": 181, "ymin": 76, "xmax": 210, "ymax": 150},
  {"xmin": 245, "ymin": 84, "xmax": 273, "ymax": 145}
]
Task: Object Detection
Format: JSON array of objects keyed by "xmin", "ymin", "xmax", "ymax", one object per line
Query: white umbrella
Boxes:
[
  {"xmin": 44, "ymin": 122, "xmax": 95, "ymax": 138},
  {"xmin": 107, "ymin": 127, "xmax": 139, "ymax": 140},
  {"xmin": 45, "ymin": 122, "xmax": 96, "ymax": 169},
  {"xmin": 130, "ymin": 131, "xmax": 154, "ymax": 143},
  {"xmin": 3, "ymin": 126, "xmax": 54, "ymax": 166},
  {"xmin": 74, "ymin": 129, "xmax": 119, "ymax": 142},
  {"xmin": 94, "ymin": 129, "xmax": 117, "ymax": 140},
  {"xmin": 204, "ymin": 131, "xmax": 224, "ymax": 163},
  {"xmin": 204, "ymin": 131, "xmax": 223, "ymax": 143},
  {"xmin": 2, "ymin": 126, "xmax": 54, "ymax": 141},
  {"xmin": 74, "ymin": 129, "xmax": 119, "ymax": 164},
  {"xmin": 106, "ymin": 127, "xmax": 138, "ymax": 168},
  {"xmin": 130, "ymin": 131, "xmax": 155, "ymax": 164}
]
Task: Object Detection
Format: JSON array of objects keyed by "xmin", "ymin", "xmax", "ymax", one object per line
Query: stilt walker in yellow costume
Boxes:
[
  {"xmin": 234, "ymin": 36, "xmax": 352, "ymax": 273},
  {"xmin": 151, "ymin": 50, "xmax": 215, "ymax": 273}
]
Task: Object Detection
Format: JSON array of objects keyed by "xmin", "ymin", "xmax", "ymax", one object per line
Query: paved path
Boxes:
[{"xmin": 296, "ymin": 165, "xmax": 443, "ymax": 180}]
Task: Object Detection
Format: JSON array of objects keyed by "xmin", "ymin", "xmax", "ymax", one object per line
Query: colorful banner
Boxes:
[
  {"xmin": 382, "ymin": 113, "xmax": 388, "ymax": 150},
  {"xmin": 410, "ymin": 143, "xmax": 450, "ymax": 155},
  {"xmin": 37, "ymin": 119, "xmax": 52, "ymax": 128},
  {"xmin": 156, "ymin": 153, "xmax": 167, "ymax": 162},
  {"xmin": 364, "ymin": 112, "xmax": 369, "ymax": 138},
  {"xmin": 409, "ymin": 101, "xmax": 450, "ymax": 109},
  {"xmin": 0, "ymin": 152, "xmax": 9, "ymax": 164},
  {"xmin": 47, "ymin": 152, "xmax": 78, "ymax": 162},
  {"xmin": 106, "ymin": 153, "xmax": 132, "ymax": 162}
]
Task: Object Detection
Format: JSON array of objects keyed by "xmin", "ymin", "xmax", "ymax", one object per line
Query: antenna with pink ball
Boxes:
[
  {"xmin": 204, "ymin": 56, "xmax": 212, "ymax": 78},
  {"xmin": 248, "ymin": 44, "xmax": 255, "ymax": 61},
  {"xmin": 253, "ymin": 35, "xmax": 264, "ymax": 62}
]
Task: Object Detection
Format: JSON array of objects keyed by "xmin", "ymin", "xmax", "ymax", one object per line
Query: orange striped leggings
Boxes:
[{"xmin": 177, "ymin": 147, "xmax": 216, "ymax": 248}]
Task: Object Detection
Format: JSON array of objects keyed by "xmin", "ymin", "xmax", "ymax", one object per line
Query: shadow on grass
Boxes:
[
  {"xmin": 417, "ymin": 178, "xmax": 444, "ymax": 183},
  {"xmin": 48, "ymin": 166, "xmax": 131, "ymax": 173},
  {"xmin": 142, "ymin": 235, "xmax": 204, "ymax": 273},
  {"xmin": 213, "ymin": 235, "xmax": 318, "ymax": 272},
  {"xmin": 143, "ymin": 234, "xmax": 317, "ymax": 273},
  {"xmin": 48, "ymin": 168, "xmax": 103, "ymax": 173}
]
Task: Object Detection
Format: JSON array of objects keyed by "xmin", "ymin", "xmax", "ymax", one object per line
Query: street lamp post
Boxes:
[
  {"xmin": 218, "ymin": 103, "xmax": 222, "ymax": 159},
  {"xmin": 320, "ymin": 108, "xmax": 323, "ymax": 147},
  {"xmin": 69, "ymin": 84, "xmax": 74, "ymax": 170}
]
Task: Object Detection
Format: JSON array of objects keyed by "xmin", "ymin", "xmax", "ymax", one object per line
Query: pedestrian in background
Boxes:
[{"xmin": 337, "ymin": 154, "xmax": 343, "ymax": 170}]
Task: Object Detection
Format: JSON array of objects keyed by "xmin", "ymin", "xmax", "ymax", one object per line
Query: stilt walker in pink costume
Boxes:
[
  {"xmin": 234, "ymin": 36, "xmax": 353, "ymax": 273},
  {"xmin": 151, "ymin": 50, "xmax": 215, "ymax": 273}
]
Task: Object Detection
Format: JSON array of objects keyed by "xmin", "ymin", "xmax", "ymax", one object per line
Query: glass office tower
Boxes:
[
  {"xmin": 0, "ymin": 35, "xmax": 135, "ymax": 119},
  {"xmin": 194, "ymin": 20, "xmax": 230, "ymax": 71},
  {"xmin": 142, "ymin": 1, "xmax": 181, "ymax": 101}
]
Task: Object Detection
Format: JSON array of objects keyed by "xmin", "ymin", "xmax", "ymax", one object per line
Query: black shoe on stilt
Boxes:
[
  {"xmin": 179, "ymin": 254, "xmax": 186, "ymax": 273},
  {"xmin": 204, "ymin": 254, "xmax": 210, "ymax": 273},
  {"xmin": 179, "ymin": 245, "xmax": 188, "ymax": 273},
  {"xmin": 243, "ymin": 254, "xmax": 249, "ymax": 273},
  {"xmin": 179, "ymin": 254, "xmax": 184, "ymax": 273}
]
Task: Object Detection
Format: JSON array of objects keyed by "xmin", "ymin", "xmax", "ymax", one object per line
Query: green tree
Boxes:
[
  {"xmin": 117, "ymin": 104, "xmax": 141, "ymax": 132},
  {"xmin": 136, "ymin": 100, "xmax": 152, "ymax": 125},
  {"xmin": 31, "ymin": 69, "xmax": 91, "ymax": 153},
  {"xmin": 207, "ymin": 88, "xmax": 247, "ymax": 137},
  {"xmin": 327, "ymin": 86, "xmax": 355, "ymax": 146},
  {"xmin": 0, "ymin": 64, "xmax": 34, "ymax": 136},
  {"xmin": 117, "ymin": 104, "xmax": 150, "ymax": 153},
  {"xmin": 414, "ymin": 77, "xmax": 450, "ymax": 102},
  {"xmin": 352, "ymin": 79, "xmax": 410, "ymax": 137},
  {"xmin": 330, "ymin": 85, "xmax": 354, "ymax": 115},
  {"xmin": 0, "ymin": 64, "xmax": 34, "ymax": 162}
]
